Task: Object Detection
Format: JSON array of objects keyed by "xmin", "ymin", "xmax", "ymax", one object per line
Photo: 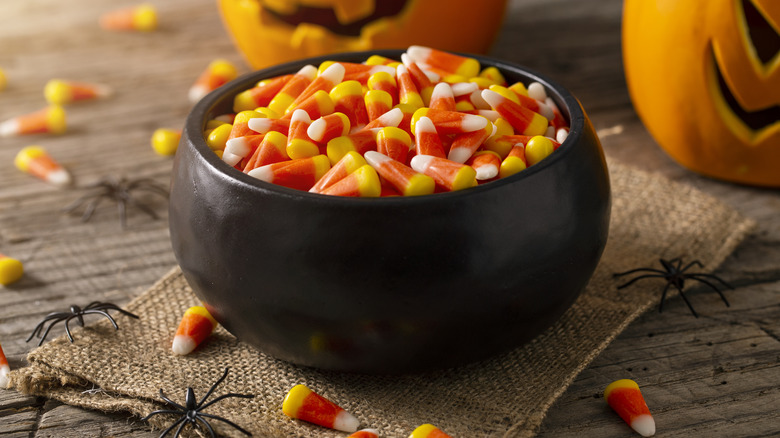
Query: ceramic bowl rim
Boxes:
[{"xmin": 184, "ymin": 49, "xmax": 587, "ymax": 205}]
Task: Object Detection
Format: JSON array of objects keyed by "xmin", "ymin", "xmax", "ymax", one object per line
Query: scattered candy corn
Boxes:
[
  {"xmin": 348, "ymin": 429, "xmax": 380, "ymax": 438},
  {"xmin": 604, "ymin": 379, "xmax": 656, "ymax": 437},
  {"xmin": 0, "ymin": 253, "xmax": 24, "ymax": 286},
  {"xmin": 0, "ymin": 342, "xmax": 9, "ymax": 389},
  {"xmin": 1, "ymin": 105, "xmax": 66, "ymax": 137},
  {"xmin": 282, "ymin": 384, "xmax": 360, "ymax": 433},
  {"xmin": 100, "ymin": 3, "xmax": 158, "ymax": 32},
  {"xmin": 151, "ymin": 128, "xmax": 181, "ymax": 156},
  {"xmin": 189, "ymin": 59, "xmax": 238, "ymax": 103},
  {"xmin": 14, "ymin": 146, "xmax": 71, "ymax": 187},
  {"xmin": 408, "ymin": 423, "xmax": 452, "ymax": 438},
  {"xmin": 203, "ymin": 47, "xmax": 571, "ymax": 197},
  {"xmin": 44, "ymin": 79, "xmax": 112, "ymax": 105},
  {"xmin": 172, "ymin": 306, "xmax": 218, "ymax": 355}
]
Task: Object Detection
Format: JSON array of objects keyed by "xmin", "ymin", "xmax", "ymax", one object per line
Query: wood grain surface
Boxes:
[{"xmin": 1, "ymin": 0, "xmax": 778, "ymax": 437}]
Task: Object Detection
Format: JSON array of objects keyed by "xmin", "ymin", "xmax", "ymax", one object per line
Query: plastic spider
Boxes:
[
  {"xmin": 614, "ymin": 258, "xmax": 732, "ymax": 317},
  {"xmin": 26, "ymin": 301, "xmax": 139, "ymax": 346},
  {"xmin": 141, "ymin": 367, "xmax": 254, "ymax": 438},
  {"xmin": 62, "ymin": 175, "xmax": 169, "ymax": 229}
]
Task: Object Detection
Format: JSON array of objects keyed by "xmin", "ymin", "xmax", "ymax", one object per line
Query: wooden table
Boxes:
[{"xmin": 1, "ymin": 0, "xmax": 778, "ymax": 436}]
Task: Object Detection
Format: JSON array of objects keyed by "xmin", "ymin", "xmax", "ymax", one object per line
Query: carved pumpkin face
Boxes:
[
  {"xmin": 218, "ymin": 0, "xmax": 507, "ymax": 69},
  {"xmin": 623, "ymin": 0, "xmax": 780, "ymax": 186}
]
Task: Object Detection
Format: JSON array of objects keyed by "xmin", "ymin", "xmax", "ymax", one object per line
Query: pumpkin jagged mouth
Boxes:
[
  {"xmin": 714, "ymin": 49, "xmax": 780, "ymax": 132},
  {"xmin": 713, "ymin": 0, "xmax": 780, "ymax": 133},
  {"xmin": 261, "ymin": 0, "xmax": 410, "ymax": 37}
]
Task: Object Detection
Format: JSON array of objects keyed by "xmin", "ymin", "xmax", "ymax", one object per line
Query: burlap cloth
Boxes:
[{"xmin": 8, "ymin": 160, "xmax": 755, "ymax": 437}]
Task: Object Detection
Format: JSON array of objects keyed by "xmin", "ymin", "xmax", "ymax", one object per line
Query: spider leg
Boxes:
[
  {"xmin": 688, "ymin": 273, "xmax": 734, "ymax": 289},
  {"xmin": 194, "ymin": 416, "xmax": 218, "ymax": 438},
  {"xmin": 613, "ymin": 267, "xmax": 667, "ymax": 277},
  {"xmin": 64, "ymin": 316, "xmax": 77, "ymax": 342},
  {"xmin": 688, "ymin": 277, "xmax": 731, "ymax": 307},
  {"xmin": 26, "ymin": 315, "xmax": 63, "ymax": 344},
  {"xmin": 198, "ymin": 368, "xmax": 230, "ymax": 406},
  {"xmin": 34, "ymin": 316, "xmax": 69, "ymax": 346},
  {"xmin": 117, "ymin": 196, "xmax": 128, "ymax": 229},
  {"xmin": 616, "ymin": 274, "xmax": 667, "ymax": 289},
  {"xmin": 172, "ymin": 417, "xmax": 192, "ymax": 438},
  {"xmin": 88, "ymin": 302, "xmax": 140, "ymax": 319},
  {"xmin": 125, "ymin": 196, "xmax": 161, "ymax": 220},
  {"xmin": 658, "ymin": 283, "xmax": 672, "ymax": 313},
  {"xmin": 198, "ymin": 392, "xmax": 254, "ymax": 411},
  {"xmin": 159, "ymin": 390, "xmax": 187, "ymax": 411},
  {"xmin": 199, "ymin": 413, "xmax": 253, "ymax": 436},
  {"xmin": 139, "ymin": 409, "xmax": 182, "ymax": 421},
  {"xmin": 80, "ymin": 196, "xmax": 106, "ymax": 222},
  {"xmin": 674, "ymin": 285, "xmax": 700, "ymax": 318},
  {"xmin": 81, "ymin": 310, "xmax": 120, "ymax": 330},
  {"xmin": 680, "ymin": 260, "xmax": 704, "ymax": 273},
  {"xmin": 61, "ymin": 192, "xmax": 96, "ymax": 214},
  {"xmin": 129, "ymin": 179, "xmax": 170, "ymax": 198}
]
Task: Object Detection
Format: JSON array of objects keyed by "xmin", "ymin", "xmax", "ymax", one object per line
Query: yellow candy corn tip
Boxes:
[
  {"xmin": 233, "ymin": 91, "xmax": 258, "ymax": 113},
  {"xmin": 490, "ymin": 85, "xmax": 520, "ymax": 104},
  {"xmin": 255, "ymin": 107, "xmax": 279, "ymax": 118},
  {"xmin": 46, "ymin": 105, "xmax": 67, "ymax": 134},
  {"xmin": 43, "ymin": 80, "xmax": 71, "ymax": 105},
  {"xmin": 282, "ymin": 384, "xmax": 313, "ymax": 418},
  {"xmin": 132, "ymin": 4, "xmax": 158, "ymax": 31},
  {"xmin": 343, "ymin": 150, "xmax": 368, "ymax": 173},
  {"xmin": 454, "ymin": 101, "xmax": 476, "ymax": 112},
  {"xmin": 326, "ymin": 137, "xmax": 356, "ymax": 165},
  {"xmin": 268, "ymin": 93, "xmax": 294, "ymax": 115},
  {"xmin": 205, "ymin": 119, "xmax": 227, "ymax": 130},
  {"xmin": 151, "ymin": 128, "xmax": 181, "ymax": 156},
  {"xmin": 213, "ymin": 150, "xmax": 224, "ymax": 159},
  {"xmin": 409, "ymin": 107, "xmax": 430, "ymax": 136},
  {"xmin": 312, "ymin": 155, "xmax": 332, "ymax": 179},
  {"xmin": 184, "ymin": 305, "xmax": 218, "ymax": 326},
  {"xmin": 379, "ymin": 126, "xmax": 411, "ymax": 144},
  {"xmin": 444, "ymin": 74, "xmax": 468, "ymax": 84},
  {"xmin": 410, "ymin": 424, "xmax": 440, "ymax": 438},
  {"xmin": 287, "ymin": 139, "xmax": 319, "ymax": 160},
  {"xmin": 451, "ymin": 166, "xmax": 478, "ymax": 191},
  {"xmin": 604, "ymin": 379, "xmax": 641, "ymax": 399},
  {"xmin": 313, "ymin": 90, "xmax": 335, "ymax": 112},
  {"xmin": 499, "ymin": 156, "xmax": 527, "ymax": 178},
  {"xmin": 0, "ymin": 68, "xmax": 7, "ymax": 91},
  {"xmin": 403, "ymin": 173, "xmax": 435, "ymax": 197},
  {"xmin": 471, "ymin": 76, "xmax": 497, "ymax": 88},
  {"xmin": 14, "ymin": 146, "xmax": 47, "ymax": 171},
  {"xmin": 331, "ymin": 80, "xmax": 363, "ymax": 99},
  {"xmin": 509, "ymin": 82, "xmax": 529, "ymax": 97},
  {"xmin": 480, "ymin": 66, "xmax": 506, "ymax": 84},
  {"xmin": 210, "ymin": 60, "xmax": 237, "ymax": 80},
  {"xmin": 206, "ymin": 124, "xmax": 232, "ymax": 151},
  {"xmin": 0, "ymin": 257, "xmax": 24, "ymax": 286},
  {"xmin": 234, "ymin": 110, "xmax": 263, "ymax": 124},
  {"xmin": 355, "ymin": 165, "xmax": 381, "ymax": 197},
  {"xmin": 522, "ymin": 113, "xmax": 550, "ymax": 137},
  {"xmin": 525, "ymin": 135, "xmax": 555, "ymax": 166}
]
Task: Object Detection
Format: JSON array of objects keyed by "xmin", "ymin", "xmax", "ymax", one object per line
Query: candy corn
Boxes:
[
  {"xmin": 99, "ymin": 3, "xmax": 158, "ymax": 32},
  {"xmin": 1, "ymin": 105, "xmax": 66, "ymax": 137},
  {"xmin": 408, "ymin": 423, "xmax": 453, "ymax": 438},
  {"xmin": 348, "ymin": 429, "xmax": 380, "ymax": 438},
  {"xmin": 365, "ymin": 151, "xmax": 434, "ymax": 196},
  {"xmin": 0, "ymin": 342, "xmax": 9, "ymax": 388},
  {"xmin": 44, "ymin": 79, "xmax": 112, "ymax": 105},
  {"xmin": 0, "ymin": 253, "xmax": 24, "ymax": 286},
  {"xmin": 14, "ymin": 146, "xmax": 71, "ymax": 187},
  {"xmin": 202, "ymin": 47, "xmax": 572, "ymax": 197},
  {"xmin": 188, "ymin": 59, "xmax": 238, "ymax": 103},
  {"xmin": 410, "ymin": 155, "xmax": 477, "ymax": 191},
  {"xmin": 282, "ymin": 384, "xmax": 360, "ymax": 433},
  {"xmin": 172, "ymin": 306, "xmax": 218, "ymax": 356},
  {"xmin": 0, "ymin": 68, "xmax": 7, "ymax": 91},
  {"xmin": 150, "ymin": 128, "xmax": 181, "ymax": 156},
  {"xmin": 247, "ymin": 155, "xmax": 331, "ymax": 191},
  {"xmin": 604, "ymin": 379, "xmax": 656, "ymax": 437},
  {"xmin": 310, "ymin": 151, "xmax": 366, "ymax": 193}
]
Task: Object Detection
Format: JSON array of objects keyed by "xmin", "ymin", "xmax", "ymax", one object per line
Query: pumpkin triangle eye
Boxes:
[{"xmin": 742, "ymin": 0, "xmax": 780, "ymax": 65}]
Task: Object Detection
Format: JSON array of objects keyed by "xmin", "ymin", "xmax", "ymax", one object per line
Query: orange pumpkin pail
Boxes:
[{"xmin": 623, "ymin": 0, "xmax": 780, "ymax": 187}]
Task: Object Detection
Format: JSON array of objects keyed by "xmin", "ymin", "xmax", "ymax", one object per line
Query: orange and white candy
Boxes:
[
  {"xmin": 604, "ymin": 379, "xmax": 656, "ymax": 437},
  {"xmin": 189, "ymin": 59, "xmax": 238, "ymax": 103},
  {"xmin": 172, "ymin": 306, "xmax": 218, "ymax": 356},
  {"xmin": 44, "ymin": 79, "xmax": 112, "ymax": 105},
  {"xmin": 1, "ymin": 106, "xmax": 66, "ymax": 137},
  {"xmin": 282, "ymin": 384, "xmax": 360, "ymax": 433},
  {"xmin": 408, "ymin": 423, "xmax": 452, "ymax": 438},
  {"xmin": 14, "ymin": 146, "xmax": 71, "ymax": 187},
  {"xmin": 347, "ymin": 429, "xmax": 380, "ymax": 438},
  {"xmin": 99, "ymin": 3, "xmax": 158, "ymax": 32},
  {"xmin": 0, "ymin": 342, "xmax": 9, "ymax": 388}
]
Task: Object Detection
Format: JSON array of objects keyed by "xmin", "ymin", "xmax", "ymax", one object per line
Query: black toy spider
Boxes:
[
  {"xmin": 614, "ymin": 258, "xmax": 733, "ymax": 317},
  {"xmin": 141, "ymin": 367, "xmax": 254, "ymax": 438},
  {"xmin": 62, "ymin": 175, "xmax": 169, "ymax": 229},
  {"xmin": 26, "ymin": 301, "xmax": 139, "ymax": 346}
]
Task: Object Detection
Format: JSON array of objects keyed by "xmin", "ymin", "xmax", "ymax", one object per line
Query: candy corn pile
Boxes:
[{"xmin": 204, "ymin": 46, "xmax": 571, "ymax": 197}]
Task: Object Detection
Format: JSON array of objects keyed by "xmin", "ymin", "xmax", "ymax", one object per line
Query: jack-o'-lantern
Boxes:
[
  {"xmin": 218, "ymin": 0, "xmax": 507, "ymax": 69},
  {"xmin": 623, "ymin": 0, "xmax": 780, "ymax": 187}
]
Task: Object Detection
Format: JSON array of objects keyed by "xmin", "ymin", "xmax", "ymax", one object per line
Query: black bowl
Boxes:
[{"xmin": 169, "ymin": 50, "xmax": 611, "ymax": 374}]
